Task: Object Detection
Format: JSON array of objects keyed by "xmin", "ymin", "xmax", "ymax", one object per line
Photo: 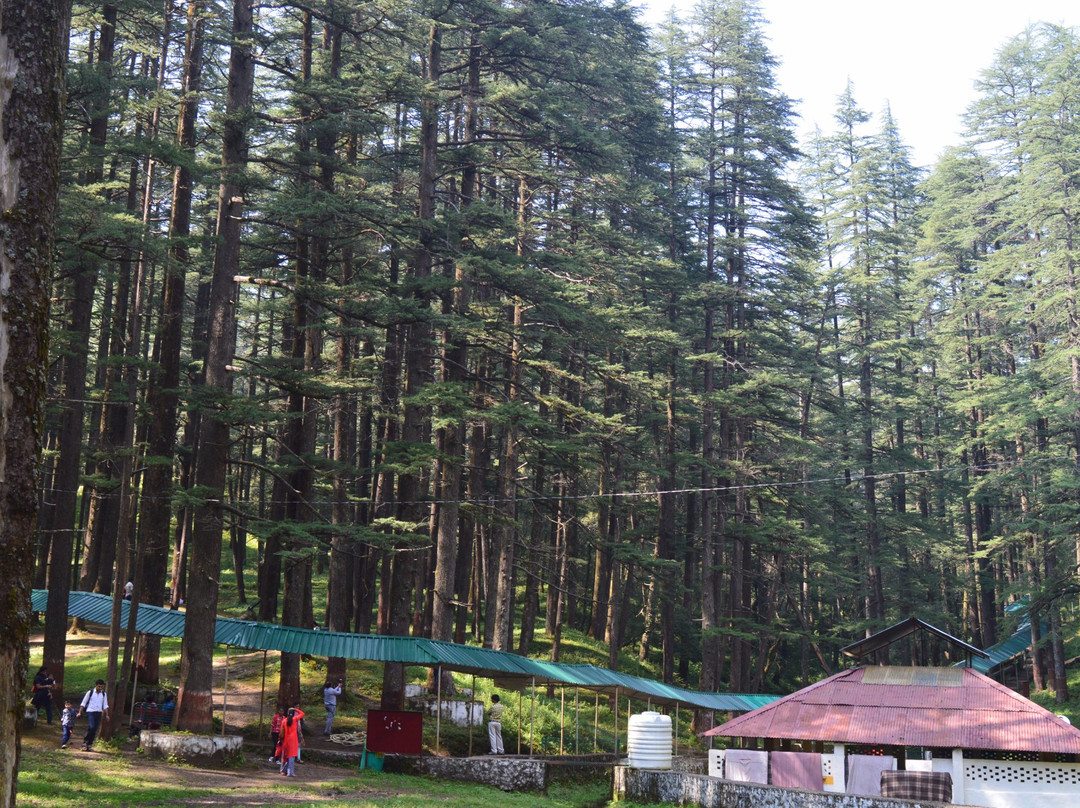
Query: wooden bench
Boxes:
[{"xmin": 130, "ymin": 702, "xmax": 175, "ymax": 735}]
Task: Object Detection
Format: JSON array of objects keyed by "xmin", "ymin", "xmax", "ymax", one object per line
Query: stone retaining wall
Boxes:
[
  {"xmin": 672, "ymin": 756, "xmax": 708, "ymax": 775},
  {"xmin": 615, "ymin": 767, "xmax": 969, "ymax": 808},
  {"xmin": 413, "ymin": 756, "xmax": 549, "ymax": 791},
  {"xmin": 140, "ymin": 731, "xmax": 243, "ymax": 765},
  {"xmin": 381, "ymin": 755, "xmax": 613, "ymax": 793}
]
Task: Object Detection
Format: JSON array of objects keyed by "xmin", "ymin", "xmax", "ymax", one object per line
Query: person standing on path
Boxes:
[
  {"xmin": 293, "ymin": 701, "xmax": 306, "ymax": 762},
  {"xmin": 77, "ymin": 679, "xmax": 109, "ymax": 751},
  {"xmin": 32, "ymin": 666, "xmax": 56, "ymax": 724},
  {"xmin": 323, "ymin": 679, "xmax": 343, "ymax": 736},
  {"xmin": 279, "ymin": 707, "xmax": 305, "ymax": 777},
  {"xmin": 487, "ymin": 694, "xmax": 505, "ymax": 754}
]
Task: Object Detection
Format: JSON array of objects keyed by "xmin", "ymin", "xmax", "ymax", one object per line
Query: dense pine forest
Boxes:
[{"xmin": 32, "ymin": 0, "xmax": 1080, "ymax": 733}]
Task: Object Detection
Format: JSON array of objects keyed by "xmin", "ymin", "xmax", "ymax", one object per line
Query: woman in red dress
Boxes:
[{"xmin": 279, "ymin": 707, "xmax": 305, "ymax": 776}]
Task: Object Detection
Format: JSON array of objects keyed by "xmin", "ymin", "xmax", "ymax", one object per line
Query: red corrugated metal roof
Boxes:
[{"xmin": 704, "ymin": 665, "xmax": 1080, "ymax": 754}]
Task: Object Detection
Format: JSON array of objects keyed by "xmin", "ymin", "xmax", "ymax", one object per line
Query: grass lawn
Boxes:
[{"xmin": 17, "ymin": 727, "xmax": 617, "ymax": 808}]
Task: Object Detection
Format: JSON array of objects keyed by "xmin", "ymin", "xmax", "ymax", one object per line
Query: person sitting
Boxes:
[{"xmin": 145, "ymin": 694, "xmax": 162, "ymax": 730}]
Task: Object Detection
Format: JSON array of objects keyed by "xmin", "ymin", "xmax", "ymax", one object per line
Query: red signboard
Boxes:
[{"xmin": 366, "ymin": 709, "xmax": 423, "ymax": 755}]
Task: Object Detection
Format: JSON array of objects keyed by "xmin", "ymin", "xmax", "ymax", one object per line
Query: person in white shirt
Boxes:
[{"xmin": 77, "ymin": 679, "xmax": 109, "ymax": 751}]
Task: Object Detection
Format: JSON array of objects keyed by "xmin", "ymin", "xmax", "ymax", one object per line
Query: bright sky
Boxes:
[{"xmin": 639, "ymin": 1, "xmax": 1078, "ymax": 167}]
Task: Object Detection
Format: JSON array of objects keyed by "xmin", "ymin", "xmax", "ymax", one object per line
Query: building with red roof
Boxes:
[{"xmin": 703, "ymin": 619, "xmax": 1080, "ymax": 807}]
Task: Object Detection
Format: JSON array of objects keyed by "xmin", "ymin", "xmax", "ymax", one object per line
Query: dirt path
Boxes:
[
  {"xmin": 28, "ymin": 625, "xmax": 366, "ymax": 756},
  {"xmin": 20, "ymin": 727, "xmax": 380, "ymax": 806},
  {"xmin": 24, "ymin": 627, "xmax": 393, "ymax": 805}
]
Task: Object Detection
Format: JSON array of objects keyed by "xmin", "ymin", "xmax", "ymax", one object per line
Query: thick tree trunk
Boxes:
[
  {"xmin": 492, "ymin": 325, "xmax": 521, "ymax": 651},
  {"xmin": 493, "ymin": 178, "xmax": 530, "ymax": 652},
  {"xmin": 325, "ymin": 24, "xmax": 353, "ymax": 683},
  {"xmin": 139, "ymin": 0, "xmax": 205, "ymax": 684},
  {"xmin": 175, "ymin": 0, "xmax": 254, "ymax": 734},
  {"xmin": 382, "ymin": 21, "xmax": 440, "ymax": 708},
  {"xmin": 43, "ymin": 2, "xmax": 117, "ymax": 697},
  {"xmin": 431, "ymin": 29, "xmax": 479, "ymax": 650},
  {"xmin": 0, "ymin": 0, "xmax": 66, "ymax": 801},
  {"xmin": 699, "ymin": 303, "xmax": 722, "ymax": 691},
  {"xmin": 84, "ymin": 129, "xmax": 146, "ymax": 600},
  {"xmin": 274, "ymin": 7, "xmax": 325, "ymax": 709}
]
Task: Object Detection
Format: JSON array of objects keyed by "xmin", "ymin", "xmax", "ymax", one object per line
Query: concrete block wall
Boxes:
[
  {"xmin": 384, "ymin": 755, "xmax": 613, "ymax": 793},
  {"xmin": 615, "ymin": 767, "xmax": 969, "ymax": 808},
  {"xmin": 414, "ymin": 756, "xmax": 548, "ymax": 791},
  {"xmin": 140, "ymin": 731, "xmax": 243, "ymax": 765},
  {"xmin": 672, "ymin": 756, "xmax": 708, "ymax": 775}
]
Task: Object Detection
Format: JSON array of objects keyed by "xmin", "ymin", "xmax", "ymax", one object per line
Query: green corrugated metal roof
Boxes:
[
  {"xmin": 30, "ymin": 590, "xmax": 440, "ymax": 664},
  {"xmin": 949, "ymin": 601, "xmax": 1039, "ymax": 675},
  {"xmin": 32, "ymin": 589, "xmax": 777, "ymax": 713},
  {"xmin": 969, "ymin": 626, "xmax": 1034, "ymax": 674},
  {"xmin": 227, "ymin": 623, "xmax": 442, "ymax": 664},
  {"xmin": 418, "ymin": 638, "xmax": 538, "ymax": 676},
  {"xmin": 32, "ymin": 589, "xmax": 191, "ymax": 638}
]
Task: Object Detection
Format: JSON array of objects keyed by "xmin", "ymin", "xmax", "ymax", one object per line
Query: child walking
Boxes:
[
  {"xmin": 60, "ymin": 700, "xmax": 76, "ymax": 749},
  {"xmin": 269, "ymin": 706, "xmax": 284, "ymax": 762}
]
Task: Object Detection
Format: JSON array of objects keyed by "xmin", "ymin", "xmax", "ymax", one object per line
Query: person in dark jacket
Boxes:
[{"xmin": 31, "ymin": 666, "xmax": 55, "ymax": 724}]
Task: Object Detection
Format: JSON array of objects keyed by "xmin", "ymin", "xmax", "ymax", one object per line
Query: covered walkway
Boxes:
[{"xmin": 32, "ymin": 589, "xmax": 775, "ymax": 714}]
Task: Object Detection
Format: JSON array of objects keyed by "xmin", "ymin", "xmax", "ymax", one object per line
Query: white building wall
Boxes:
[
  {"xmin": 705, "ymin": 747, "xmax": 1080, "ymax": 808},
  {"xmin": 821, "ymin": 743, "xmax": 845, "ymax": 793},
  {"xmin": 422, "ymin": 699, "xmax": 484, "ymax": 727},
  {"xmin": 708, "ymin": 749, "xmax": 724, "ymax": 778},
  {"xmin": 961, "ymin": 758, "xmax": 1080, "ymax": 808}
]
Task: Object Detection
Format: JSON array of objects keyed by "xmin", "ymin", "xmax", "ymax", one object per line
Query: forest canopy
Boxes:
[{"xmin": 35, "ymin": 0, "xmax": 1080, "ymax": 732}]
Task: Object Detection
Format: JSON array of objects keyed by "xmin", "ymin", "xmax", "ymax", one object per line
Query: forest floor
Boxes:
[
  {"xmin": 19, "ymin": 727, "xmax": 373, "ymax": 806},
  {"xmin": 30, "ymin": 622, "xmax": 360, "ymax": 741},
  {"xmin": 23, "ymin": 625, "xmax": 388, "ymax": 805}
]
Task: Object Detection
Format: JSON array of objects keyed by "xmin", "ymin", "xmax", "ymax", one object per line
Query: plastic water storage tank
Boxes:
[{"xmin": 626, "ymin": 711, "xmax": 672, "ymax": 769}]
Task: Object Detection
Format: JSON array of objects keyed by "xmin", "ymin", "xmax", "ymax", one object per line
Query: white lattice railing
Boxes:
[{"xmin": 960, "ymin": 757, "xmax": 1080, "ymax": 808}]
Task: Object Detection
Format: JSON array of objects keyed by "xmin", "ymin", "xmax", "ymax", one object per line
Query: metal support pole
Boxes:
[
  {"xmin": 469, "ymin": 674, "xmax": 475, "ymax": 757},
  {"xmin": 674, "ymin": 702, "xmax": 679, "ymax": 759},
  {"xmin": 222, "ymin": 645, "xmax": 230, "ymax": 736},
  {"xmin": 574, "ymin": 687, "xmax": 580, "ymax": 755},
  {"xmin": 258, "ymin": 650, "xmax": 267, "ymax": 736},
  {"xmin": 560, "ymin": 687, "xmax": 565, "ymax": 755},
  {"xmin": 128, "ymin": 634, "xmax": 141, "ymax": 730},
  {"xmin": 517, "ymin": 690, "xmax": 522, "ymax": 755},
  {"xmin": 436, "ymin": 666, "xmax": 442, "ymax": 755},
  {"xmin": 614, "ymin": 686, "xmax": 619, "ymax": 757},
  {"xmin": 594, "ymin": 693, "xmax": 599, "ymax": 752},
  {"xmin": 530, "ymin": 676, "xmax": 536, "ymax": 756}
]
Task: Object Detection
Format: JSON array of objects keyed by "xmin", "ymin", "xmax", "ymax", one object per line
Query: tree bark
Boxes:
[
  {"xmin": 43, "ymin": 1, "xmax": 116, "ymax": 698},
  {"xmin": 175, "ymin": 0, "xmax": 254, "ymax": 734},
  {"xmin": 139, "ymin": 0, "xmax": 205, "ymax": 685},
  {"xmin": 381, "ymin": 20, "xmax": 440, "ymax": 709},
  {"xmin": 0, "ymin": 0, "xmax": 66, "ymax": 801}
]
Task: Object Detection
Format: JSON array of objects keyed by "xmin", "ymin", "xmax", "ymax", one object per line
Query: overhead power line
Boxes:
[{"xmin": 41, "ymin": 452, "xmax": 1076, "ymax": 510}]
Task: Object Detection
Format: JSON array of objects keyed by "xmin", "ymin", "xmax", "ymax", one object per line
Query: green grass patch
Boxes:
[{"xmin": 17, "ymin": 737, "xmax": 616, "ymax": 808}]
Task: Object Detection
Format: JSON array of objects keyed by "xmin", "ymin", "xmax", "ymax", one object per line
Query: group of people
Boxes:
[
  {"xmin": 31, "ymin": 667, "xmax": 111, "ymax": 751},
  {"xmin": 269, "ymin": 706, "xmax": 306, "ymax": 776},
  {"xmin": 34, "ymin": 665, "xmax": 510, "ymax": 763},
  {"xmin": 266, "ymin": 677, "xmax": 344, "ymax": 776}
]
